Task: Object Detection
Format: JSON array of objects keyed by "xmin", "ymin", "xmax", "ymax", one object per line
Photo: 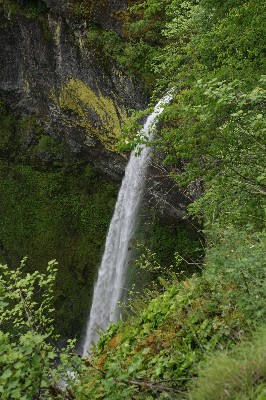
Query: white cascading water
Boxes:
[{"xmin": 82, "ymin": 91, "xmax": 173, "ymax": 355}]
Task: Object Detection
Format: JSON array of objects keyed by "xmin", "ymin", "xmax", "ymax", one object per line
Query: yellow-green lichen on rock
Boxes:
[{"xmin": 53, "ymin": 79, "xmax": 125, "ymax": 151}]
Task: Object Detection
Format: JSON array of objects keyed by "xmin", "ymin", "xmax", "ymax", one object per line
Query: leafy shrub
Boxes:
[
  {"xmin": 0, "ymin": 259, "xmax": 80, "ymax": 399},
  {"xmin": 80, "ymin": 228, "xmax": 266, "ymax": 399}
]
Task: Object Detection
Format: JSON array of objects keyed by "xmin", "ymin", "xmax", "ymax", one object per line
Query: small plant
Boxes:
[{"xmin": 0, "ymin": 258, "xmax": 80, "ymax": 399}]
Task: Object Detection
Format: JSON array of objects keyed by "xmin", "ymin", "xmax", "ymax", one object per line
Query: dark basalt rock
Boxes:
[
  {"xmin": 42, "ymin": 0, "xmax": 127, "ymax": 32},
  {"xmin": 145, "ymin": 157, "xmax": 203, "ymax": 223},
  {"xmin": 0, "ymin": 2, "xmax": 144, "ymax": 181}
]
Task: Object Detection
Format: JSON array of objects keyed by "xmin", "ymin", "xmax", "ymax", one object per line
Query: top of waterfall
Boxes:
[
  {"xmin": 139, "ymin": 88, "xmax": 175, "ymax": 143},
  {"xmin": 152, "ymin": 88, "xmax": 175, "ymax": 113}
]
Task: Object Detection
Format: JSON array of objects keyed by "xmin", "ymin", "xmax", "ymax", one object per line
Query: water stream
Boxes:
[{"xmin": 82, "ymin": 91, "xmax": 173, "ymax": 355}]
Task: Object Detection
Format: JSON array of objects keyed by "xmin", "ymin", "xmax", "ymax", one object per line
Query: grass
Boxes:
[{"xmin": 188, "ymin": 326, "xmax": 266, "ymax": 400}]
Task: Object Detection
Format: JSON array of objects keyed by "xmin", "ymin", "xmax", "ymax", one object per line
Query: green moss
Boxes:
[
  {"xmin": 0, "ymin": 101, "xmax": 78, "ymax": 170},
  {"xmin": 0, "ymin": 161, "xmax": 118, "ymax": 338},
  {"xmin": 66, "ymin": 0, "xmax": 108, "ymax": 20},
  {"xmin": 0, "ymin": 99, "xmax": 121, "ymax": 338},
  {"xmin": 2, "ymin": 0, "xmax": 49, "ymax": 19},
  {"xmin": 0, "ymin": 100, "xmax": 17, "ymax": 157},
  {"xmin": 53, "ymin": 79, "xmax": 126, "ymax": 151},
  {"xmin": 18, "ymin": 115, "xmax": 44, "ymax": 139}
]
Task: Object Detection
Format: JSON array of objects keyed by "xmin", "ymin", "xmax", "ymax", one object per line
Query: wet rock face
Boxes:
[
  {"xmin": 146, "ymin": 165, "xmax": 188, "ymax": 221},
  {"xmin": 0, "ymin": 2, "xmax": 144, "ymax": 180},
  {"xmin": 0, "ymin": 14, "xmax": 53, "ymax": 115},
  {"xmin": 43, "ymin": 0, "xmax": 127, "ymax": 31},
  {"xmin": 145, "ymin": 150, "xmax": 203, "ymax": 222}
]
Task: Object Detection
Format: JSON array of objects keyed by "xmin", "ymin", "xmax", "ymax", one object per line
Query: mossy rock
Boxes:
[{"xmin": 52, "ymin": 78, "xmax": 126, "ymax": 151}]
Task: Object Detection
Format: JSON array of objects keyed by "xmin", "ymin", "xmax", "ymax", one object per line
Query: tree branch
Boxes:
[{"xmin": 84, "ymin": 359, "xmax": 186, "ymax": 394}]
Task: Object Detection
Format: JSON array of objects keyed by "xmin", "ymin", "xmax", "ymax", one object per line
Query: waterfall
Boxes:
[{"xmin": 82, "ymin": 91, "xmax": 173, "ymax": 355}]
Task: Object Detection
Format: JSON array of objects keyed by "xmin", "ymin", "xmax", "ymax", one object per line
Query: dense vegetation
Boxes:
[
  {"xmin": 0, "ymin": 0, "xmax": 266, "ymax": 399},
  {"xmin": 0, "ymin": 100, "xmax": 193, "ymax": 340}
]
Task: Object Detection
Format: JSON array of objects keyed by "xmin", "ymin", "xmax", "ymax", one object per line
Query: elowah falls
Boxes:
[
  {"xmin": 1, "ymin": 1, "xmax": 266, "ymax": 397},
  {"xmin": 82, "ymin": 92, "xmax": 173, "ymax": 354}
]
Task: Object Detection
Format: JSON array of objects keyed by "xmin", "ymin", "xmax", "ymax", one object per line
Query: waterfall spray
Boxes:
[{"xmin": 82, "ymin": 91, "xmax": 174, "ymax": 355}]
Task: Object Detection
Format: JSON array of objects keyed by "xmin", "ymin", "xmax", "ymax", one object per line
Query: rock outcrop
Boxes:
[
  {"xmin": 42, "ymin": 0, "xmax": 127, "ymax": 31},
  {"xmin": 0, "ymin": 0, "xmax": 145, "ymax": 180}
]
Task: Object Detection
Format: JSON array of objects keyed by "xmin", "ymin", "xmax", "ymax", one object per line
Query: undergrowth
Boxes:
[
  {"xmin": 79, "ymin": 228, "xmax": 265, "ymax": 399},
  {"xmin": 189, "ymin": 326, "xmax": 266, "ymax": 400}
]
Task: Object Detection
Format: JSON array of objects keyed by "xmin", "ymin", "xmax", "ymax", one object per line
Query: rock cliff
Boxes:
[
  {"xmin": 0, "ymin": 0, "xmax": 145, "ymax": 180},
  {"xmin": 42, "ymin": 0, "xmax": 127, "ymax": 31},
  {"xmin": 0, "ymin": 0, "xmax": 199, "ymax": 213}
]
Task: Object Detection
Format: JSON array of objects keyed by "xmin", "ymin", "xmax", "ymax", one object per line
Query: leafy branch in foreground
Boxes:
[{"xmin": 0, "ymin": 259, "xmax": 80, "ymax": 399}]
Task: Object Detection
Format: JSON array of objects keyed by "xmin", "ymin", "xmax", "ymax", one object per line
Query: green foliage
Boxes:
[
  {"xmin": 120, "ymin": 0, "xmax": 266, "ymax": 232},
  {"xmin": 0, "ymin": 100, "xmax": 17, "ymax": 158},
  {"xmin": 188, "ymin": 326, "xmax": 266, "ymax": 400},
  {"xmin": 81, "ymin": 228, "xmax": 265, "ymax": 398},
  {"xmin": 2, "ymin": 0, "xmax": 49, "ymax": 19},
  {"xmin": 78, "ymin": 4, "xmax": 266, "ymax": 396},
  {"xmin": 84, "ymin": 25, "xmax": 160, "ymax": 89},
  {"xmin": 161, "ymin": 76, "xmax": 266, "ymax": 230},
  {"xmin": 140, "ymin": 217, "xmax": 203, "ymax": 267},
  {"xmin": 161, "ymin": 77, "xmax": 266, "ymax": 188},
  {"xmin": 1, "ymin": 229, "xmax": 265, "ymax": 399},
  {"xmin": 128, "ymin": 215, "xmax": 204, "ymax": 303},
  {"xmin": 0, "ymin": 161, "xmax": 118, "ymax": 338},
  {"xmin": 0, "ymin": 259, "xmax": 80, "ymax": 399},
  {"xmin": 66, "ymin": 0, "xmax": 110, "ymax": 21},
  {"xmin": 0, "ymin": 258, "xmax": 57, "ymax": 335},
  {"xmin": 0, "ymin": 227, "xmax": 265, "ymax": 399}
]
